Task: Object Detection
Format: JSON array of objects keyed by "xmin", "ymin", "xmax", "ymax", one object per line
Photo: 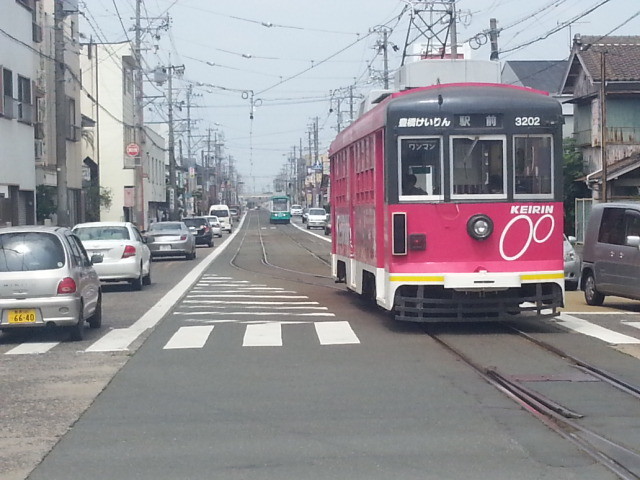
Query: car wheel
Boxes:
[
  {"xmin": 88, "ymin": 292, "xmax": 103, "ymax": 329},
  {"xmin": 69, "ymin": 305, "xmax": 85, "ymax": 341},
  {"xmin": 208, "ymin": 239, "xmax": 214, "ymax": 248},
  {"xmin": 187, "ymin": 250, "xmax": 196, "ymax": 260},
  {"xmin": 143, "ymin": 261, "xmax": 152, "ymax": 286},
  {"xmin": 584, "ymin": 273, "xmax": 604, "ymax": 306},
  {"xmin": 565, "ymin": 280, "xmax": 578, "ymax": 292},
  {"xmin": 131, "ymin": 263, "xmax": 144, "ymax": 291},
  {"xmin": 306, "ymin": 225, "xmax": 310, "ymax": 230}
]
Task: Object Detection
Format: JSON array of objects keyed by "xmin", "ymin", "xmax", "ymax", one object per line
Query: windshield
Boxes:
[
  {"xmin": 210, "ymin": 209, "xmax": 228, "ymax": 218},
  {"xmin": 74, "ymin": 226, "xmax": 130, "ymax": 241},
  {"xmin": 309, "ymin": 208, "xmax": 326, "ymax": 216},
  {"xmin": 0, "ymin": 232, "xmax": 65, "ymax": 272},
  {"xmin": 149, "ymin": 222, "xmax": 183, "ymax": 231},
  {"xmin": 183, "ymin": 218, "xmax": 206, "ymax": 227}
]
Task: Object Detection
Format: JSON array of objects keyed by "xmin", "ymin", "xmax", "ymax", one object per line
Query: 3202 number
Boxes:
[{"xmin": 515, "ymin": 116, "xmax": 541, "ymax": 126}]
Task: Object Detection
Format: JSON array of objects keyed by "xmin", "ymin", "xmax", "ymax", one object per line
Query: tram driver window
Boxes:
[
  {"xmin": 451, "ymin": 136, "xmax": 504, "ymax": 196},
  {"xmin": 514, "ymin": 136, "xmax": 552, "ymax": 196},
  {"xmin": 399, "ymin": 138, "xmax": 441, "ymax": 197}
]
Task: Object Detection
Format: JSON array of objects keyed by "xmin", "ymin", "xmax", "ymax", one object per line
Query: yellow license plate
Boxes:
[{"xmin": 8, "ymin": 309, "xmax": 37, "ymax": 324}]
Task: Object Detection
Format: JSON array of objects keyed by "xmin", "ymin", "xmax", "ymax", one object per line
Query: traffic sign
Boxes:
[{"xmin": 126, "ymin": 143, "xmax": 140, "ymax": 157}]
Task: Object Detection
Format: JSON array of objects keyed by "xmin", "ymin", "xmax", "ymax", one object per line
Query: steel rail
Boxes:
[{"xmin": 428, "ymin": 331, "xmax": 640, "ymax": 480}]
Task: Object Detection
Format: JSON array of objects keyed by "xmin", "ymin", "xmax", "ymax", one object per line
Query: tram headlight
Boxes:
[{"xmin": 467, "ymin": 214, "xmax": 494, "ymax": 241}]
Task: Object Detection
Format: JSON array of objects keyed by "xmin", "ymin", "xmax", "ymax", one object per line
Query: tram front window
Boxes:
[
  {"xmin": 398, "ymin": 137, "xmax": 441, "ymax": 198},
  {"xmin": 451, "ymin": 136, "xmax": 505, "ymax": 196},
  {"xmin": 514, "ymin": 136, "xmax": 553, "ymax": 196}
]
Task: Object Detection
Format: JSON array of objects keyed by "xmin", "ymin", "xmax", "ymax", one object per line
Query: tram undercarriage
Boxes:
[{"xmin": 393, "ymin": 283, "xmax": 563, "ymax": 323}]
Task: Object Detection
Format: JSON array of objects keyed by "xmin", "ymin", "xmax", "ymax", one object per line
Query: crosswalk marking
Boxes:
[
  {"xmin": 182, "ymin": 300, "xmax": 320, "ymax": 306},
  {"xmin": 185, "ymin": 294, "xmax": 309, "ymax": 299},
  {"xmin": 555, "ymin": 314, "xmax": 640, "ymax": 344},
  {"xmin": 174, "ymin": 311, "xmax": 335, "ymax": 317},
  {"xmin": 315, "ymin": 321, "xmax": 360, "ymax": 345},
  {"xmin": 243, "ymin": 323, "xmax": 282, "ymax": 346},
  {"xmin": 6, "ymin": 342, "xmax": 58, "ymax": 355},
  {"xmin": 164, "ymin": 326, "xmax": 214, "ymax": 350}
]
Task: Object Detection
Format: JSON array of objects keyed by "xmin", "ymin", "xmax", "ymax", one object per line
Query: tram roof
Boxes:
[{"xmin": 329, "ymin": 82, "xmax": 555, "ymax": 155}]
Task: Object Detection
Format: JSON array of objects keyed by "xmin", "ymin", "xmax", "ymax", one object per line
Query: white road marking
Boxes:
[
  {"xmin": 243, "ymin": 323, "xmax": 282, "ymax": 346},
  {"xmin": 163, "ymin": 326, "xmax": 214, "ymax": 350},
  {"xmin": 185, "ymin": 294, "xmax": 309, "ymax": 299},
  {"xmin": 182, "ymin": 300, "xmax": 320, "ymax": 306},
  {"xmin": 624, "ymin": 321, "xmax": 640, "ymax": 330},
  {"xmin": 315, "ymin": 321, "xmax": 360, "ymax": 345},
  {"xmin": 555, "ymin": 313, "xmax": 640, "ymax": 344},
  {"xmin": 173, "ymin": 311, "xmax": 335, "ymax": 317},
  {"xmin": 5, "ymin": 342, "xmax": 59, "ymax": 355}
]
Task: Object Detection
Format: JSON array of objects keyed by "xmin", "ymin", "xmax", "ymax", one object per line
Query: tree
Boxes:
[{"xmin": 563, "ymin": 137, "xmax": 591, "ymax": 235}]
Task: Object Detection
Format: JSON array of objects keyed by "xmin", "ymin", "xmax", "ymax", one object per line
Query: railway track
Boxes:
[
  {"xmin": 229, "ymin": 211, "xmax": 340, "ymax": 290},
  {"xmin": 426, "ymin": 323, "xmax": 640, "ymax": 479}
]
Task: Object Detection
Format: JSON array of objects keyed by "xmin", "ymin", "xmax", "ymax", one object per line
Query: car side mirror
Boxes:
[{"xmin": 567, "ymin": 235, "xmax": 577, "ymax": 245}]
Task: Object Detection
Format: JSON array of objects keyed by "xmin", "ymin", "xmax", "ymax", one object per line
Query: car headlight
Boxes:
[
  {"xmin": 467, "ymin": 214, "xmax": 493, "ymax": 241},
  {"xmin": 564, "ymin": 251, "xmax": 576, "ymax": 261}
]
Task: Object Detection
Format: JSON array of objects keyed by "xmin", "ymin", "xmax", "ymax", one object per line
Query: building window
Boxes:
[
  {"xmin": 67, "ymin": 97, "xmax": 78, "ymax": 141},
  {"xmin": 17, "ymin": 75, "xmax": 33, "ymax": 124},
  {"xmin": 1, "ymin": 68, "xmax": 14, "ymax": 118}
]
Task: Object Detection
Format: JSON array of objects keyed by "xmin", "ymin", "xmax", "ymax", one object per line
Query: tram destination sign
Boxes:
[{"xmin": 455, "ymin": 114, "xmax": 503, "ymax": 128}]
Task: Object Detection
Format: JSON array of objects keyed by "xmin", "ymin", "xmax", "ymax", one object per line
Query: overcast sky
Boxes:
[{"xmin": 82, "ymin": 0, "xmax": 640, "ymax": 193}]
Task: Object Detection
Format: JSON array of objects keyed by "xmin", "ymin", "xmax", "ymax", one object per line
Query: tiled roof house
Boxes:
[
  {"xmin": 501, "ymin": 60, "xmax": 572, "ymax": 137},
  {"xmin": 561, "ymin": 35, "xmax": 640, "ymax": 201}
]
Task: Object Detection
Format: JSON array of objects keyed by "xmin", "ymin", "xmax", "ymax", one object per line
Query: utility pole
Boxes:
[
  {"xmin": 600, "ymin": 51, "xmax": 608, "ymax": 202},
  {"xmin": 449, "ymin": 0, "xmax": 458, "ymax": 58},
  {"xmin": 167, "ymin": 64, "xmax": 177, "ymax": 220},
  {"xmin": 134, "ymin": 0, "xmax": 145, "ymax": 228},
  {"xmin": 489, "ymin": 18, "xmax": 500, "ymax": 60},
  {"xmin": 54, "ymin": 0, "xmax": 69, "ymax": 226}
]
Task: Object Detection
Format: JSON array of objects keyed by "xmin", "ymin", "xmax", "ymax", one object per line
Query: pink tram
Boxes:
[{"xmin": 328, "ymin": 83, "xmax": 565, "ymax": 322}]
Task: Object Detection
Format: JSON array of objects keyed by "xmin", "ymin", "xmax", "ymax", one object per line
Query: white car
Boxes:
[
  {"xmin": 73, "ymin": 221, "xmax": 152, "ymax": 291},
  {"xmin": 291, "ymin": 204, "xmax": 303, "ymax": 216},
  {"xmin": 204, "ymin": 215, "xmax": 223, "ymax": 237}
]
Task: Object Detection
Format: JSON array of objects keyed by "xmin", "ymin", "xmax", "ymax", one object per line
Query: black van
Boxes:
[{"xmin": 581, "ymin": 202, "xmax": 640, "ymax": 305}]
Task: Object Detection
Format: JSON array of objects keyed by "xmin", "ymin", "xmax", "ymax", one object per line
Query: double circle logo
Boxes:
[{"xmin": 499, "ymin": 214, "xmax": 554, "ymax": 261}]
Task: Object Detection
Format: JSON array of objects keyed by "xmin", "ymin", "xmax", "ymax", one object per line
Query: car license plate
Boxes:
[
  {"xmin": 8, "ymin": 309, "xmax": 37, "ymax": 324},
  {"xmin": 159, "ymin": 245, "xmax": 171, "ymax": 251}
]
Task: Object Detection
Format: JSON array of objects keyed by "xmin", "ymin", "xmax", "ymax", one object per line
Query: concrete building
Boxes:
[
  {"xmin": 80, "ymin": 40, "xmax": 165, "ymax": 228},
  {"xmin": 35, "ymin": 0, "xmax": 83, "ymax": 225},
  {"xmin": 0, "ymin": 0, "xmax": 39, "ymax": 225}
]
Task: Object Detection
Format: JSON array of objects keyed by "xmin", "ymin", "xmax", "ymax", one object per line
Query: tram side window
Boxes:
[
  {"xmin": 451, "ymin": 137, "xmax": 504, "ymax": 195},
  {"xmin": 514, "ymin": 136, "xmax": 553, "ymax": 195},
  {"xmin": 399, "ymin": 138, "xmax": 441, "ymax": 197}
]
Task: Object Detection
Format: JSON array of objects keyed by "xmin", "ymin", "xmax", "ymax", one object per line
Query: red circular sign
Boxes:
[{"xmin": 126, "ymin": 143, "xmax": 140, "ymax": 157}]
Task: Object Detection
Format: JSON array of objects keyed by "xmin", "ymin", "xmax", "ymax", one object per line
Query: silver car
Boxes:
[
  {"xmin": 203, "ymin": 216, "xmax": 223, "ymax": 237},
  {"xmin": 0, "ymin": 226, "xmax": 103, "ymax": 341},
  {"xmin": 145, "ymin": 221, "xmax": 196, "ymax": 260},
  {"xmin": 306, "ymin": 208, "xmax": 327, "ymax": 230},
  {"xmin": 73, "ymin": 221, "xmax": 152, "ymax": 290},
  {"xmin": 563, "ymin": 235, "xmax": 580, "ymax": 291}
]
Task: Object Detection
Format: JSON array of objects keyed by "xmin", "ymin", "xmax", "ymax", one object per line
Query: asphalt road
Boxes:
[{"xmin": 3, "ymin": 210, "xmax": 640, "ymax": 479}]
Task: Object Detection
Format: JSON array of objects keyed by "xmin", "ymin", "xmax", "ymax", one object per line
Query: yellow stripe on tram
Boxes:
[
  {"xmin": 520, "ymin": 272, "xmax": 564, "ymax": 281},
  {"xmin": 389, "ymin": 275, "xmax": 445, "ymax": 283}
]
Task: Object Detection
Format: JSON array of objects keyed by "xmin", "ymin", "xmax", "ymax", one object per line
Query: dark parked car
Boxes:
[
  {"xmin": 581, "ymin": 202, "xmax": 640, "ymax": 305},
  {"xmin": 182, "ymin": 217, "xmax": 214, "ymax": 247}
]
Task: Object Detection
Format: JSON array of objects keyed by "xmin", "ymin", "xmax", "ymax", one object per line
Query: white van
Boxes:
[{"xmin": 208, "ymin": 204, "xmax": 232, "ymax": 233}]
